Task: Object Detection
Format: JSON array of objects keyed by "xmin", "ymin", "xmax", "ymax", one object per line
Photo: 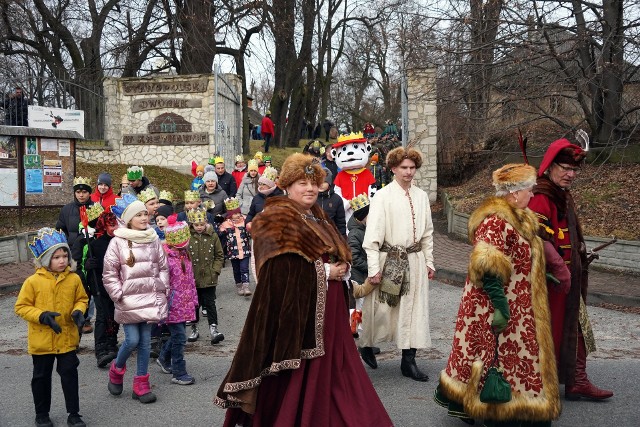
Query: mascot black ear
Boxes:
[
  {"xmin": 331, "ymin": 147, "xmax": 337, "ymax": 158},
  {"xmin": 366, "ymin": 144, "xmax": 372, "ymax": 153}
]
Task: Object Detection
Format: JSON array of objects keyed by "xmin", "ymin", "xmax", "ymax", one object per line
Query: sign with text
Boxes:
[
  {"xmin": 28, "ymin": 106, "xmax": 85, "ymax": 137},
  {"xmin": 122, "ymin": 78, "xmax": 208, "ymax": 95},
  {"xmin": 131, "ymin": 98, "xmax": 202, "ymax": 113}
]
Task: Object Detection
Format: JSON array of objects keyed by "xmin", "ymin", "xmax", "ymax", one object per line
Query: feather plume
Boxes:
[
  {"xmin": 518, "ymin": 129, "xmax": 529, "ymax": 164},
  {"xmin": 575, "ymin": 129, "xmax": 590, "ymax": 152}
]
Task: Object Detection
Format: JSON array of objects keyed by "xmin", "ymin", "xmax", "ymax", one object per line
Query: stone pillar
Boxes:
[{"xmin": 406, "ymin": 68, "xmax": 437, "ymax": 202}]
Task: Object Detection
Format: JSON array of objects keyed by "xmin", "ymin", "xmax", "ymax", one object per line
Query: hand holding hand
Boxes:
[
  {"xmin": 71, "ymin": 310, "xmax": 85, "ymax": 329},
  {"xmin": 427, "ymin": 267, "xmax": 435, "ymax": 280},
  {"xmin": 329, "ymin": 262, "xmax": 348, "ymax": 281},
  {"xmin": 39, "ymin": 311, "xmax": 62, "ymax": 334},
  {"xmin": 369, "ymin": 272, "xmax": 382, "ymax": 285}
]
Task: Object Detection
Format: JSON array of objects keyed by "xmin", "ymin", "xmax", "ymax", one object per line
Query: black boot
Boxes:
[
  {"xmin": 360, "ymin": 346, "xmax": 378, "ymax": 369},
  {"xmin": 401, "ymin": 348, "xmax": 429, "ymax": 381}
]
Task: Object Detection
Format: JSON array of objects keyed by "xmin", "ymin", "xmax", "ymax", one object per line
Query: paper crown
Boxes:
[
  {"xmin": 349, "ymin": 194, "xmax": 370, "ymax": 212},
  {"xmin": 186, "ymin": 207, "xmax": 208, "ymax": 224},
  {"xmin": 201, "ymin": 199, "xmax": 215, "ymax": 210},
  {"xmin": 235, "ymin": 155, "xmax": 245, "ymax": 163},
  {"xmin": 85, "ymin": 203, "xmax": 104, "ymax": 223},
  {"xmin": 247, "ymin": 159, "xmax": 259, "ymax": 171},
  {"xmin": 137, "ymin": 187, "xmax": 158, "ymax": 203},
  {"xmin": 224, "ymin": 197, "xmax": 240, "ymax": 211},
  {"xmin": 159, "ymin": 190, "xmax": 173, "ymax": 204},
  {"xmin": 165, "ymin": 215, "xmax": 190, "ymax": 248},
  {"xmin": 112, "ymin": 194, "xmax": 138, "ymax": 219},
  {"xmin": 263, "ymin": 155, "xmax": 272, "ymax": 161},
  {"xmin": 261, "ymin": 166, "xmax": 278, "ymax": 183},
  {"xmin": 209, "ymin": 156, "xmax": 224, "ymax": 165},
  {"xmin": 254, "ymin": 151, "xmax": 263, "ymax": 160},
  {"xmin": 73, "ymin": 176, "xmax": 92, "ymax": 188},
  {"xmin": 183, "ymin": 190, "xmax": 200, "ymax": 202},
  {"xmin": 28, "ymin": 228, "xmax": 68, "ymax": 259},
  {"xmin": 126, "ymin": 166, "xmax": 144, "ymax": 181},
  {"xmin": 334, "ymin": 132, "xmax": 367, "ymax": 148}
]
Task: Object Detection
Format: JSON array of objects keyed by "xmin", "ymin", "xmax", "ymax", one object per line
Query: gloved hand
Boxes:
[
  {"xmin": 39, "ymin": 311, "xmax": 62, "ymax": 334},
  {"xmin": 84, "ymin": 256, "xmax": 99, "ymax": 271},
  {"xmin": 71, "ymin": 310, "xmax": 85, "ymax": 329},
  {"xmin": 482, "ymin": 274, "xmax": 511, "ymax": 334}
]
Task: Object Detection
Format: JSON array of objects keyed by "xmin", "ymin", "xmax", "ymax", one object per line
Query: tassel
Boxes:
[{"xmin": 558, "ymin": 229, "xmax": 565, "ymax": 240}]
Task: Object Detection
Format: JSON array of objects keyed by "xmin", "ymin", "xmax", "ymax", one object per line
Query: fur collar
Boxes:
[
  {"xmin": 468, "ymin": 196, "xmax": 539, "ymax": 244},
  {"xmin": 252, "ymin": 196, "xmax": 351, "ymax": 275}
]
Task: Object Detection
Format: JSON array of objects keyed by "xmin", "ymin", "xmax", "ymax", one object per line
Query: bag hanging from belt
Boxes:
[
  {"xmin": 378, "ymin": 242, "xmax": 421, "ymax": 307},
  {"xmin": 479, "ymin": 333, "xmax": 512, "ymax": 404}
]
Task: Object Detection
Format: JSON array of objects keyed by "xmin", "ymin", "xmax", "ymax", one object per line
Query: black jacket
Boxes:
[
  {"xmin": 216, "ymin": 171, "xmax": 237, "ymax": 197},
  {"xmin": 317, "ymin": 188, "xmax": 346, "ymax": 236},
  {"xmin": 85, "ymin": 233, "xmax": 114, "ymax": 297},
  {"xmin": 347, "ymin": 216, "xmax": 367, "ymax": 284},
  {"xmin": 55, "ymin": 199, "xmax": 93, "ymax": 250},
  {"xmin": 246, "ymin": 188, "xmax": 284, "ymax": 224},
  {"xmin": 3, "ymin": 93, "xmax": 29, "ymax": 126}
]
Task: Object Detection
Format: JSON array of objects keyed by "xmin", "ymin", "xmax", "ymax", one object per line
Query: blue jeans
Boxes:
[
  {"xmin": 231, "ymin": 257, "xmax": 250, "ymax": 284},
  {"xmin": 158, "ymin": 322, "xmax": 187, "ymax": 378},
  {"xmin": 115, "ymin": 323, "xmax": 152, "ymax": 376},
  {"xmin": 263, "ymin": 133, "xmax": 272, "ymax": 152}
]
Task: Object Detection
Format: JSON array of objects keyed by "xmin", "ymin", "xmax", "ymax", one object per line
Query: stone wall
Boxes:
[
  {"xmin": 77, "ymin": 74, "xmax": 241, "ymax": 168},
  {"xmin": 406, "ymin": 68, "xmax": 438, "ymax": 201}
]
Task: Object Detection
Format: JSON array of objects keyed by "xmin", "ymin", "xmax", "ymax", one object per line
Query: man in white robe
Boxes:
[{"xmin": 361, "ymin": 146, "xmax": 435, "ymax": 381}]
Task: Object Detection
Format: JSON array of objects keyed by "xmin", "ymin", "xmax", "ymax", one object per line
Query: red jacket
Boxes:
[
  {"xmin": 91, "ymin": 187, "xmax": 117, "ymax": 212},
  {"xmin": 261, "ymin": 116, "xmax": 274, "ymax": 136},
  {"xmin": 232, "ymin": 169, "xmax": 246, "ymax": 189}
]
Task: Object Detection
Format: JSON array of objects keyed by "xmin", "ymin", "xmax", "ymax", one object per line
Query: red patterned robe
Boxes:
[{"xmin": 439, "ymin": 197, "xmax": 560, "ymax": 422}]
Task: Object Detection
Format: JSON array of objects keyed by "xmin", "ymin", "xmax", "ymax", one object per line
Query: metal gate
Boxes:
[{"xmin": 213, "ymin": 67, "xmax": 242, "ymax": 169}]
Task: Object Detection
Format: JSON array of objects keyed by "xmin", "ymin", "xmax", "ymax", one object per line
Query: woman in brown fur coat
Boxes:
[
  {"xmin": 215, "ymin": 153, "xmax": 392, "ymax": 426},
  {"xmin": 434, "ymin": 164, "xmax": 560, "ymax": 427}
]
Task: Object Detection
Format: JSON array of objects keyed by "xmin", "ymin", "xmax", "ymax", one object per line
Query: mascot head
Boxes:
[{"xmin": 331, "ymin": 132, "xmax": 372, "ymax": 171}]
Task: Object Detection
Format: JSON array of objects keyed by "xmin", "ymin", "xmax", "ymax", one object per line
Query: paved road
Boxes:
[{"xmin": 1, "ymin": 266, "xmax": 638, "ymax": 426}]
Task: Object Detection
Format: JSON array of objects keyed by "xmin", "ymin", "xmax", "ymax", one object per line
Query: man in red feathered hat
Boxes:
[{"xmin": 529, "ymin": 138, "xmax": 613, "ymax": 401}]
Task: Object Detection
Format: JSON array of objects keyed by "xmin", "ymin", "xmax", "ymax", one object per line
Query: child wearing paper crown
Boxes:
[
  {"xmin": 15, "ymin": 228, "xmax": 89, "ymax": 427},
  {"xmin": 103, "ymin": 194, "xmax": 169, "ymax": 404},
  {"xmin": 219, "ymin": 198, "xmax": 252, "ymax": 296},
  {"xmin": 187, "ymin": 207, "xmax": 225, "ymax": 345},
  {"xmin": 155, "ymin": 214, "xmax": 198, "ymax": 385}
]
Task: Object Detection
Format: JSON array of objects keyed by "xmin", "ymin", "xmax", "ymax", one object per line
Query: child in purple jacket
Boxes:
[{"xmin": 156, "ymin": 215, "xmax": 198, "ymax": 385}]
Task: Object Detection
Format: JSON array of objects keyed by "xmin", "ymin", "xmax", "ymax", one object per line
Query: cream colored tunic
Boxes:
[{"xmin": 361, "ymin": 180, "xmax": 435, "ymax": 349}]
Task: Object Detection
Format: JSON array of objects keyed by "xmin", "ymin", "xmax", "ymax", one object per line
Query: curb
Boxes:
[{"xmin": 0, "ymin": 283, "xmax": 22, "ymax": 296}]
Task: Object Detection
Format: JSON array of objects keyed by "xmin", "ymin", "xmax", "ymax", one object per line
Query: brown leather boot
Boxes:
[{"xmin": 565, "ymin": 337, "xmax": 613, "ymax": 400}]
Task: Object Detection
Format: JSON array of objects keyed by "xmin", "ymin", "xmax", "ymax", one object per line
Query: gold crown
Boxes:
[
  {"xmin": 224, "ymin": 197, "xmax": 240, "ymax": 211},
  {"xmin": 337, "ymin": 132, "xmax": 366, "ymax": 144},
  {"xmin": 235, "ymin": 154, "xmax": 245, "ymax": 163},
  {"xmin": 159, "ymin": 190, "xmax": 173, "ymax": 203},
  {"xmin": 86, "ymin": 203, "xmax": 104, "ymax": 223},
  {"xmin": 165, "ymin": 223, "xmax": 191, "ymax": 247},
  {"xmin": 247, "ymin": 159, "xmax": 259, "ymax": 171},
  {"xmin": 214, "ymin": 156, "xmax": 224, "ymax": 164},
  {"xmin": 349, "ymin": 194, "xmax": 370, "ymax": 212},
  {"xmin": 73, "ymin": 176, "xmax": 92, "ymax": 187},
  {"xmin": 254, "ymin": 151, "xmax": 263, "ymax": 160},
  {"xmin": 183, "ymin": 190, "xmax": 200, "ymax": 202},
  {"xmin": 186, "ymin": 207, "xmax": 207, "ymax": 224},
  {"xmin": 137, "ymin": 187, "xmax": 157, "ymax": 203},
  {"xmin": 262, "ymin": 166, "xmax": 278, "ymax": 183}
]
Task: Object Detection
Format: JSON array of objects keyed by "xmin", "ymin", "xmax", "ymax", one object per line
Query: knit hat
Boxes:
[
  {"xmin": 29, "ymin": 227, "xmax": 71, "ymax": 269},
  {"xmin": 492, "ymin": 163, "xmax": 537, "ymax": 196},
  {"xmin": 156, "ymin": 204, "xmax": 174, "ymax": 219},
  {"xmin": 137, "ymin": 187, "xmax": 158, "ymax": 203},
  {"xmin": 164, "ymin": 214, "xmax": 190, "ymax": 248},
  {"xmin": 126, "ymin": 166, "xmax": 144, "ymax": 181},
  {"xmin": 224, "ymin": 197, "xmax": 241, "ymax": 218},
  {"xmin": 97, "ymin": 172, "xmax": 112, "ymax": 187},
  {"xmin": 350, "ymin": 194, "xmax": 370, "ymax": 221},
  {"xmin": 158, "ymin": 190, "xmax": 173, "ymax": 206},
  {"xmin": 196, "ymin": 164, "xmax": 205, "ymax": 174},
  {"xmin": 73, "ymin": 176, "xmax": 92, "ymax": 193},
  {"xmin": 322, "ymin": 167, "xmax": 333, "ymax": 186},
  {"xmin": 184, "ymin": 190, "xmax": 200, "ymax": 202},
  {"xmin": 204, "ymin": 164, "xmax": 215, "ymax": 174},
  {"xmin": 278, "ymin": 153, "xmax": 325, "ymax": 188},
  {"xmin": 112, "ymin": 194, "xmax": 147, "ymax": 226},
  {"xmin": 538, "ymin": 138, "xmax": 586, "ymax": 177},
  {"xmin": 186, "ymin": 207, "xmax": 208, "ymax": 224},
  {"xmin": 203, "ymin": 171, "xmax": 218, "ymax": 183},
  {"xmin": 258, "ymin": 166, "xmax": 278, "ymax": 187},
  {"xmin": 247, "ymin": 159, "xmax": 259, "ymax": 172}
]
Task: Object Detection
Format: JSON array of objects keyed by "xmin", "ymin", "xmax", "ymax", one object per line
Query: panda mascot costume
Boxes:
[{"xmin": 331, "ymin": 132, "xmax": 377, "ymax": 222}]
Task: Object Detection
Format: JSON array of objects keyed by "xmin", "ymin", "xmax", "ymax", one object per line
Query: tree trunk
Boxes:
[{"xmin": 176, "ymin": 0, "xmax": 216, "ymax": 74}]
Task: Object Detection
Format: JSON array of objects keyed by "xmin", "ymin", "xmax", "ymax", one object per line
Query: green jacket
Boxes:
[
  {"xmin": 15, "ymin": 267, "xmax": 88, "ymax": 355},
  {"xmin": 188, "ymin": 224, "xmax": 224, "ymax": 288}
]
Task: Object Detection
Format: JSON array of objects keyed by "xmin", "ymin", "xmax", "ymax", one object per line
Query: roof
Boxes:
[{"xmin": 0, "ymin": 125, "xmax": 83, "ymax": 139}]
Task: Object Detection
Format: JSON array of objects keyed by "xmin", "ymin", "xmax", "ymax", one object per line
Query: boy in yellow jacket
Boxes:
[{"xmin": 15, "ymin": 228, "xmax": 89, "ymax": 427}]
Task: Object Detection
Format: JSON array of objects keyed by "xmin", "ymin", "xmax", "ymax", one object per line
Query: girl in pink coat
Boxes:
[
  {"xmin": 103, "ymin": 194, "xmax": 169, "ymax": 404},
  {"xmin": 156, "ymin": 215, "xmax": 198, "ymax": 385}
]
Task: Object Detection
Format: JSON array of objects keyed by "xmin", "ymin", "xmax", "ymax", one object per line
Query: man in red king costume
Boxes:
[
  {"xmin": 331, "ymin": 132, "xmax": 377, "ymax": 223},
  {"xmin": 528, "ymin": 138, "xmax": 613, "ymax": 401}
]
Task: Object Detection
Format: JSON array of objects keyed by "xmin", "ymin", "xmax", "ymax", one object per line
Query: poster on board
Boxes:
[
  {"xmin": 28, "ymin": 105, "xmax": 85, "ymax": 137},
  {"xmin": 0, "ymin": 168, "xmax": 19, "ymax": 206},
  {"xmin": 26, "ymin": 169, "xmax": 44, "ymax": 193},
  {"xmin": 43, "ymin": 159, "xmax": 63, "ymax": 187},
  {"xmin": 41, "ymin": 138, "xmax": 58, "ymax": 151}
]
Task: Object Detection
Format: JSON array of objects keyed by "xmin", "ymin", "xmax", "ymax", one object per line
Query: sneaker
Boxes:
[
  {"xmin": 201, "ymin": 307, "xmax": 208, "ymax": 316},
  {"xmin": 235, "ymin": 283, "xmax": 244, "ymax": 296},
  {"xmin": 156, "ymin": 357, "xmax": 172, "ymax": 374},
  {"xmin": 210, "ymin": 324, "xmax": 225, "ymax": 345},
  {"xmin": 67, "ymin": 413, "xmax": 86, "ymax": 427},
  {"xmin": 187, "ymin": 324, "xmax": 199, "ymax": 342},
  {"xmin": 242, "ymin": 283, "xmax": 252, "ymax": 296},
  {"xmin": 82, "ymin": 320, "xmax": 93, "ymax": 334},
  {"xmin": 171, "ymin": 374, "xmax": 195, "ymax": 385},
  {"xmin": 35, "ymin": 415, "xmax": 53, "ymax": 427}
]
